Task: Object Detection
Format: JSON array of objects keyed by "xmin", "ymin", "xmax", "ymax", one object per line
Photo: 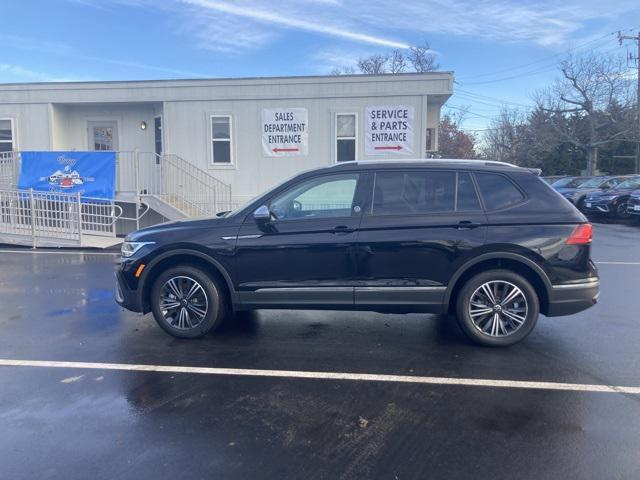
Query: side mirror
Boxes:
[{"xmin": 253, "ymin": 205, "xmax": 271, "ymax": 222}]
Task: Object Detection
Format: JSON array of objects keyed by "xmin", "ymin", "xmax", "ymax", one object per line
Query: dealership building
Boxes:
[{"xmin": 0, "ymin": 72, "xmax": 453, "ymax": 245}]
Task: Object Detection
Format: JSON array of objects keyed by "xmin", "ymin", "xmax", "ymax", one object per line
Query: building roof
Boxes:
[{"xmin": 0, "ymin": 72, "xmax": 454, "ymax": 105}]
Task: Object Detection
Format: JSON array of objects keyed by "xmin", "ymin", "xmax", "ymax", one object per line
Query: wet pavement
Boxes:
[{"xmin": 1, "ymin": 221, "xmax": 640, "ymax": 479}]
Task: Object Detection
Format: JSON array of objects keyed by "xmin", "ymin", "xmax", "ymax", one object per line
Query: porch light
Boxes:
[{"xmin": 140, "ymin": 121, "xmax": 147, "ymax": 130}]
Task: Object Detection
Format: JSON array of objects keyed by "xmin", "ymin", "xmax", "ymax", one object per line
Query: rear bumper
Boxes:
[{"xmin": 547, "ymin": 278, "xmax": 599, "ymax": 316}]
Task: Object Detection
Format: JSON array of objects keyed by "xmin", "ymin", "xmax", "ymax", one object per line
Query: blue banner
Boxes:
[{"xmin": 18, "ymin": 151, "xmax": 116, "ymax": 199}]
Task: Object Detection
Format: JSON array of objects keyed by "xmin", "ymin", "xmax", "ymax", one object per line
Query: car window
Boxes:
[
  {"xmin": 551, "ymin": 177, "xmax": 574, "ymax": 187},
  {"xmin": 372, "ymin": 170, "xmax": 455, "ymax": 215},
  {"xmin": 475, "ymin": 173, "xmax": 525, "ymax": 210},
  {"xmin": 580, "ymin": 177, "xmax": 606, "ymax": 188},
  {"xmin": 616, "ymin": 178, "xmax": 640, "ymax": 190},
  {"xmin": 457, "ymin": 172, "xmax": 481, "ymax": 211},
  {"xmin": 270, "ymin": 173, "xmax": 359, "ymax": 220}
]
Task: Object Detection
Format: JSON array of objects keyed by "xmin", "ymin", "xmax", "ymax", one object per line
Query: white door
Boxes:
[{"xmin": 88, "ymin": 121, "xmax": 118, "ymax": 151}]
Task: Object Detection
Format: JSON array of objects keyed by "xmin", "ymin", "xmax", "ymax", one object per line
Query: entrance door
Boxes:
[
  {"xmin": 88, "ymin": 121, "xmax": 118, "ymax": 151},
  {"xmin": 154, "ymin": 116, "xmax": 163, "ymax": 156}
]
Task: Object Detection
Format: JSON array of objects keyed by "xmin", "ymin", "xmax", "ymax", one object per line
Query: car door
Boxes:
[
  {"xmin": 354, "ymin": 169, "xmax": 488, "ymax": 308},
  {"xmin": 234, "ymin": 171, "xmax": 370, "ymax": 307}
]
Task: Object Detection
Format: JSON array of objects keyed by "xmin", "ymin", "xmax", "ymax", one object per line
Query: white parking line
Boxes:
[
  {"xmin": 0, "ymin": 358, "xmax": 638, "ymax": 395},
  {"xmin": 0, "ymin": 249, "xmax": 118, "ymax": 256},
  {"xmin": 596, "ymin": 261, "xmax": 640, "ymax": 265}
]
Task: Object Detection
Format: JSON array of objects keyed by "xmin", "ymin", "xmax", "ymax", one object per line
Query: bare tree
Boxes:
[
  {"xmin": 483, "ymin": 108, "xmax": 526, "ymax": 164},
  {"xmin": 536, "ymin": 53, "xmax": 634, "ymax": 175},
  {"xmin": 389, "ymin": 49, "xmax": 407, "ymax": 74},
  {"xmin": 407, "ymin": 41, "xmax": 439, "ymax": 73},
  {"xmin": 331, "ymin": 42, "xmax": 439, "ymax": 75},
  {"xmin": 357, "ymin": 54, "xmax": 389, "ymax": 75}
]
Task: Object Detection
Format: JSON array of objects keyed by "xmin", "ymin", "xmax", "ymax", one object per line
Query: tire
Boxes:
[
  {"xmin": 455, "ymin": 269, "xmax": 540, "ymax": 347},
  {"xmin": 575, "ymin": 197, "xmax": 585, "ymax": 211},
  {"xmin": 150, "ymin": 265, "xmax": 228, "ymax": 339},
  {"xmin": 615, "ymin": 201, "xmax": 630, "ymax": 219}
]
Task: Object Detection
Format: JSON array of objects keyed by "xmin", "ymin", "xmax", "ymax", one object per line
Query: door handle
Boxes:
[
  {"xmin": 329, "ymin": 225, "xmax": 354, "ymax": 234},
  {"xmin": 456, "ymin": 220, "xmax": 482, "ymax": 230}
]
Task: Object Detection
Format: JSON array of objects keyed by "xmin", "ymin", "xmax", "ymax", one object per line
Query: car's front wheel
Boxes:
[
  {"xmin": 615, "ymin": 201, "xmax": 631, "ymax": 219},
  {"xmin": 455, "ymin": 269, "xmax": 539, "ymax": 347},
  {"xmin": 150, "ymin": 265, "xmax": 227, "ymax": 338}
]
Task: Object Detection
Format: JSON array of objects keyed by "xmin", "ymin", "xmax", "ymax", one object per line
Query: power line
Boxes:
[{"xmin": 456, "ymin": 29, "xmax": 632, "ymax": 82}]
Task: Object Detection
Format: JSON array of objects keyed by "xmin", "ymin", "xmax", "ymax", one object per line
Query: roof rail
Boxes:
[{"xmin": 330, "ymin": 158, "xmax": 521, "ymax": 168}]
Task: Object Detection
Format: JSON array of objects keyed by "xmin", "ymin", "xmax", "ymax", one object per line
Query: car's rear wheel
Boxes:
[
  {"xmin": 455, "ymin": 269, "xmax": 539, "ymax": 347},
  {"xmin": 150, "ymin": 265, "xmax": 227, "ymax": 338}
]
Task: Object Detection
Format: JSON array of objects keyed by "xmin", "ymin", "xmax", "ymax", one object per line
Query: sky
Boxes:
[{"xmin": 1, "ymin": 0, "xmax": 639, "ymax": 132}]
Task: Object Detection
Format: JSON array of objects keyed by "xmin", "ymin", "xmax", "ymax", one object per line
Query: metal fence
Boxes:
[
  {"xmin": 0, "ymin": 151, "xmax": 19, "ymax": 189},
  {"xmin": 159, "ymin": 154, "xmax": 233, "ymax": 216},
  {"xmin": 0, "ymin": 189, "xmax": 121, "ymax": 246}
]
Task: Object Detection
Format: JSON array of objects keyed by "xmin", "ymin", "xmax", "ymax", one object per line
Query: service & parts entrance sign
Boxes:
[
  {"xmin": 365, "ymin": 105, "xmax": 414, "ymax": 155},
  {"xmin": 262, "ymin": 108, "xmax": 308, "ymax": 157}
]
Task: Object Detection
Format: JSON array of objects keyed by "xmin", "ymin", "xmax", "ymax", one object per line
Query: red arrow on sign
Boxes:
[
  {"xmin": 273, "ymin": 147, "xmax": 300, "ymax": 152},
  {"xmin": 374, "ymin": 145, "xmax": 403, "ymax": 151}
]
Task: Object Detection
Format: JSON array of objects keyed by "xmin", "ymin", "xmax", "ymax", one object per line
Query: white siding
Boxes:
[{"xmin": 0, "ymin": 73, "xmax": 453, "ymax": 204}]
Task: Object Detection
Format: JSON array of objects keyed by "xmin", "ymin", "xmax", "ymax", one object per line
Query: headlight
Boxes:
[
  {"xmin": 598, "ymin": 195, "xmax": 618, "ymax": 201},
  {"xmin": 121, "ymin": 241, "xmax": 155, "ymax": 258}
]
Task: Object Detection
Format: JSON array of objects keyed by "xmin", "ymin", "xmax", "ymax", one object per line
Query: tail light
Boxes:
[{"xmin": 566, "ymin": 223, "xmax": 593, "ymax": 245}]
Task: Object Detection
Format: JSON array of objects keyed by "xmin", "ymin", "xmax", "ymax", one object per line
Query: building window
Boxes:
[
  {"xmin": 211, "ymin": 115, "xmax": 232, "ymax": 165},
  {"xmin": 0, "ymin": 119, "xmax": 15, "ymax": 153},
  {"xmin": 336, "ymin": 113, "xmax": 357, "ymax": 162},
  {"xmin": 425, "ymin": 127, "xmax": 435, "ymax": 152}
]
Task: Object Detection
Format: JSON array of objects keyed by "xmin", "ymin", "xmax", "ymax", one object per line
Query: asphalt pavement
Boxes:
[{"xmin": 1, "ymin": 220, "xmax": 640, "ymax": 479}]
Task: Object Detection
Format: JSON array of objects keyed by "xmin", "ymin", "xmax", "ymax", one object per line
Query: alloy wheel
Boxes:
[
  {"xmin": 468, "ymin": 280, "xmax": 528, "ymax": 337},
  {"xmin": 159, "ymin": 276, "xmax": 209, "ymax": 330}
]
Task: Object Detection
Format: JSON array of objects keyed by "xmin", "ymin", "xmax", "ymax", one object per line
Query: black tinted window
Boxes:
[
  {"xmin": 457, "ymin": 172, "xmax": 481, "ymax": 211},
  {"xmin": 475, "ymin": 173, "xmax": 525, "ymax": 210},
  {"xmin": 372, "ymin": 171, "xmax": 455, "ymax": 215}
]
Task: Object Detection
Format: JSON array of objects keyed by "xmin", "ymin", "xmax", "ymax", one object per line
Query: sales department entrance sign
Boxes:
[
  {"xmin": 365, "ymin": 105, "xmax": 414, "ymax": 155},
  {"xmin": 262, "ymin": 108, "xmax": 308, "ymax": 157}
]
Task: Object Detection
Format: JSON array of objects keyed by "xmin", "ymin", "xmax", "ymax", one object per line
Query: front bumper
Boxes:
[
  {"xmin": 583, "ymin": 200, "xmax": 613, "ymax": 214},
  {"xmin": 627, "ymin": 198, "xmax": 640, "ymax": 215},
  {"xmin": 547, "ymin": 278, "xmax": 599, "ymax": 316},
  {"xmin": 115, "ymin": 267, "xmax": 143, "ymax": 313}
]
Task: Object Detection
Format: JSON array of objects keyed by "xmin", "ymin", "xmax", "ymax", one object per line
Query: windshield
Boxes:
[
  {"xmin": 551, "ymin": 177, "xmax": 575, "ymax": 187},
  {"xmin": 564, "ymin": 177, "xmax": 592, "ymax": 188},
  {"xmin": 224, "ymin": 192, "xmax": 265, "ymax": 218},
  {"xmin": 615, "ymin": 178, "xmax": 640, "ymax": 190},
  {"xmin": 579, "ymin": 177, "xmax": 607, "ymax": 188}
]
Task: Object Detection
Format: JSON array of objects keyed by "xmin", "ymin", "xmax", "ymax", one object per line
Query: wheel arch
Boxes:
[
  {"xmin": 137, "ymin": 249, "xmax": 235, "ymax": 314},
  {"xmin": 445, "ymin": 253, "xmax": 552, "ymax": 316}
]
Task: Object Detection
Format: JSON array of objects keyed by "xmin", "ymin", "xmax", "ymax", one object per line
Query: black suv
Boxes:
[{"xmin": 115, "ymin": 160, "xmax": 599, "ymax": 347}]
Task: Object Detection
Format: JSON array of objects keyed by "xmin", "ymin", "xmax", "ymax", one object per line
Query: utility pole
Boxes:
[{"xmin": 618, "ymin": 31, "xmax": 640, "ymax": 173}]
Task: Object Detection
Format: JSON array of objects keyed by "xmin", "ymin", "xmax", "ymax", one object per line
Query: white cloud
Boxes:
[
  {"xmin": 174, "ymin": 0, "xmax": 639, "ymax": 51},
  {"xmin": 180, "ymin": 0, "xmax": 410, "ymax": 49},
  {"xmin": 0, "ymin": 63, "xmax": 90, "ymax": 82}
]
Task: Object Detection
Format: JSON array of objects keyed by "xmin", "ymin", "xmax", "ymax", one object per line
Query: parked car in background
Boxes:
[
  {"xmin": 115, "ymin": 159, "xmax": 599, "ymax": 347},
  {"xmin": 552, "ymin": 176, "xmax": 594, "ymax": 194},
  {"xmin": 627, "ymin": 189, "xmax": 640, "ymax": 218},
  {"xmin": 583, "ymin": 176, "xmax": 640, "ymax": 219},
  {"xmin": 560, "ymin": 176, "xmax": 631, "ymax": 210},
  {"xmin": 543, "ymin": 175, "xmax": 569, "ymax": 184}
]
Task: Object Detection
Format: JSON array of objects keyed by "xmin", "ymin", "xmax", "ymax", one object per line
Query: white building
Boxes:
[{"xmin": 0, "ymin": 73, "xmax": 453, "ymax": 244}]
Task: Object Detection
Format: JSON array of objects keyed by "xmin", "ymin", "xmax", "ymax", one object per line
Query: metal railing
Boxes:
[
  {"xmin": 0, "ymin": 188, "xmax": 121, "ymax": 246},
  {"xmin": 0, "ymin": 151, "xmax": 19, "ymax": 189},
  {"xmin": 2, "ymin": 149, "xmax": 232, "ymax": 224},
  {"xmin": 158, "ymin": 154, "xmax": 232, "ymax": 216}
]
